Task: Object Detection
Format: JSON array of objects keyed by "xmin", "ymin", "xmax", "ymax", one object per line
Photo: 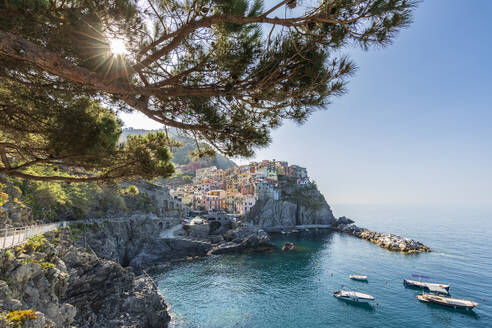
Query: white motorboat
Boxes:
[
  {"xmin": 349, "ymin": 274, "xmax": 368, "ymax": 281},
  {"xmin": 333, "ymin": 290, "xmax": 375, "ymax": 303},
  {"xmin": 403, "ymin": 279, "xmax": 450, "ymax": 293}
]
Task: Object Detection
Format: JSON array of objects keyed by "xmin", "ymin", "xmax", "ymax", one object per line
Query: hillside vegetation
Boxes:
[
  {"xmin": 121, "ymin": 128, "xmax": 236, "ymax": 169},
  {"xmin": 0, "ymin": 169, "xmax": 160, "ymax": 224}
]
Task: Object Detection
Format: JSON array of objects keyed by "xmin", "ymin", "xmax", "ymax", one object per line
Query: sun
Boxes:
[{"xmin": 109, "ymin": 38, "xmax": 127, "ymax": 56}]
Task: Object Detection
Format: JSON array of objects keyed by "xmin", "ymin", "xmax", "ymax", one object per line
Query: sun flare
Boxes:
[{"xmin": 109, "ymin": 38, "xmax": 127, "ymax": 56}]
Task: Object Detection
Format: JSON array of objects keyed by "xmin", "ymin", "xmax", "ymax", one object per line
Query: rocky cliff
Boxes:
[
  {"xmin": 244, "ymin": 176, "xmax": 336, "ymax": 229},
  {"xmin": 75, "ymin": 216, "xmax": 276, "ymax": 269},
  {"xmin": 0, "ymin": 183, "xmax": 33, "ymax": 228},
  {"xmin": 71, "ymin": 218, "xmax": 211, "ymax": 270},
  {"xmin": 0, "ymin": 228, "xmax": 170, "ymax": 328}
]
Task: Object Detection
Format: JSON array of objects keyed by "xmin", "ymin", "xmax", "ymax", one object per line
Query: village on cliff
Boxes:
[{"xmin": 168, "ymin": 160, "xmax": 310, "ymax": 216}]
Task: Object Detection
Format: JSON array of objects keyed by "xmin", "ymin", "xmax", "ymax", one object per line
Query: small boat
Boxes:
[
  {"xmin": 333, "ymin": 290, "xmax": 375, "ymax": 303},
  {"xmin": 417, "ymin": 292, "xmax": 478, "ymax": 310},
  {"xmin": 349, "ymin": 274, "xmax": 368, "ymax": 281},
  {"xmin": 403, "ymin": 279, "xmax": 450, "ymax": 293}
]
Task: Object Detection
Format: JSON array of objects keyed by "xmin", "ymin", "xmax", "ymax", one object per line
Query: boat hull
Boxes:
[
  {"xmin": 335, "ymin": 295, "xmax": 373, "ymax": 303},
  {"xmin": 403, "ymin": 280, "xmax": 450, "ymax": 292},
  {"xmin": 334, "ymin": 291, "xmax": 374, "ymax": 303},
  {"xmin": 417, "ymin": 295, "xmax": 478, "ymax": 310},
  {"xmin": 350, "ymin": 275, "xmax": 368, "ymax": 281}
]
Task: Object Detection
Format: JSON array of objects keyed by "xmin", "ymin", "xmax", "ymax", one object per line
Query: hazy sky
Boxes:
[{"xmin": 120, "ymin": 1, "xmax": 492, "ymax": 206}]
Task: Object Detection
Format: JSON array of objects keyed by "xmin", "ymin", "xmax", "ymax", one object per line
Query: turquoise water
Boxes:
[{"xmin": 154, "ymin": 205, "xmax": 492, "ymax": 328}]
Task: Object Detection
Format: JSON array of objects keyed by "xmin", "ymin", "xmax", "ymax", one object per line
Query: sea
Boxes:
[{"xmin": 153, "ymin": 204, "xmax": 492, "ymax": 328}]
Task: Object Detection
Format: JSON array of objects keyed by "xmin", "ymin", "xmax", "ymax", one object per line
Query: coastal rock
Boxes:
[
  {"xmin": 282, "ymin": 242, "xmax": 296, "ymax": 251},
  {"xmin": 208, "ymin": 228, "xmax": 276, "ymax": 255},
  {"xmin": 244, "ymin": 176, "xmax": 336, "ymax": 229},
  {"xmin": 208, "ymin": 235, "xmax": 225, "ymax": 244},
  {"xmin": 336, "ymin": 216, "xmax": 354, "ymax": 226},
  {"xmin": 0, "ymin": 228, "xmax": 170, "ymax": 328},
  {"xmin": 0, "ymin": 201, "xmax": 33, "ymax": 228},
  {"xmin": 76, "ymin": 217, "xmax": 278, "ymax": 269},
  {"xmin": 74, "ymin": 218, "xmax": 211, "ymax": 269}
]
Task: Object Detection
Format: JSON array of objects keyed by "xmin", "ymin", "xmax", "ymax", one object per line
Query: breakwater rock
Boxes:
[
  {"xmin": 0, "ymin": 228, "xmax": 170, "ymax": 328},
  {"xmin": 335, "ymin": 218, "xmax": 430, "ymax": 253}
]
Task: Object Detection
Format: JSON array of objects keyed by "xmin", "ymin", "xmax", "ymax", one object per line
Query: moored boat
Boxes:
[
  {"xmin": 333, "ymin": 290, "xmax": 375, "ymax": 303},
  {"xmin": 417, "ymin": 292, "xmax": 478, "ymax": 310},
  {"xmin": 403, "ymin": 279, "xmax": 450, "ymax": 293},
  {"xmin": 349, "ymin": 274, "xmax": 368, "ymax": 281}
]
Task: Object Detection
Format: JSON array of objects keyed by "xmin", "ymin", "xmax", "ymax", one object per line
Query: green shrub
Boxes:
[
  {"xmin": 0, "ymin": 191, "xmax": 8, "ymax": 206},
  {"xmin": 4, "ymin": 250, "xmax": 14, "ymax": 261},
  {"xmin": 39, "ymin": 262, "xmax": 54, "ymax": 270},
  {"xmin": 122, "ymin": 185, "xmax": 139, "ymax": 195},
  {"xmin": 19, "ymin": 258, "xmax": 54, "ymax": 271},
  {"xmin": 17, "ymin": 235, "xmax": 46, "ymax": 253}
]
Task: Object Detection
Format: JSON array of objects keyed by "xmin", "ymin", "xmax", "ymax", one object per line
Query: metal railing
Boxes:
[{"xmin": 0, "ymin": 222, "xmax": 65, "ymax": 249}]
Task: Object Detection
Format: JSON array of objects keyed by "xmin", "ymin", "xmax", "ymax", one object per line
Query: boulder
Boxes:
[
  {"xmin": 208, "ymin": 228, "xmax": 276, "ymax": 255},
  {"xmin": 282, "ymin": 242, "xmax": 295, "ymax": 251},
  {"xmin": 337, "ymin": 216, "xmax": 355, "ymax": 226}
]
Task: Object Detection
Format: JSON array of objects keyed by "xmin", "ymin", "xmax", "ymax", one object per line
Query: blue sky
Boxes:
[{"xmin": 120, "ymin": 0, "xmax": 492, "ymax": 206}]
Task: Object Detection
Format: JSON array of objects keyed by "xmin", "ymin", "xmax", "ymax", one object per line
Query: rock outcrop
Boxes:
[
  {"xmin": 244, "ymin": 176, "xmax": 336, "ymax": 229},
  {"xmin": 72, "ymin": 215, "xmax": 281, "ymax": 270},
  {"xmin": 0, "ymin": 201, "xmax": 33, "ymax": 229},
  {"xmin": 0, "ymin": 228, "xmax": 170, "ymax": 328},
  {"xmin": 334, "ymin": 218, "xmax": 431, "ymax": 253},
  {"xmin": 0, "ymin": 184, "xmax": 33, "ymax": 229},
  {"xmin": 282, "ymin": 242, "xmax": 296, "ymax": 251},
  {"xmin": 72, "ymin": 218, "xmax": 212, "ymax": 269},
  {"xmin": 208, "ymin": 227, "xmax": 275, "ymax": 255}
]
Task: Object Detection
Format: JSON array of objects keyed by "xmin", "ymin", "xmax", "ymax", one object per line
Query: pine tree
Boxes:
[{"xmin": 0, "ymin": 0, "xmax": 416, "ymax": 181}]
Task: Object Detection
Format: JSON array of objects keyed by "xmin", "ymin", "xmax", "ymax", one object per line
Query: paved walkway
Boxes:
[
  {"xmin": 0, "ymin": 216, "xmax": 212, "ymax": 250},
  {"xmin": 173, "ymin": 237, "xmax": 212, "ymax": 246},
  {"xmin": 159, "ymin": 224, "xmax": 183, "ymax": 238},
  {"xmin": 159, "ymin": 224, "xmax": 212, "ymax": 245}
]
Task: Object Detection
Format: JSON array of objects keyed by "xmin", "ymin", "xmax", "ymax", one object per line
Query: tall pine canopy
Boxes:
[{"xmin": 0, "ymin": 0, "xmax": 416, "ymax": 182}]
